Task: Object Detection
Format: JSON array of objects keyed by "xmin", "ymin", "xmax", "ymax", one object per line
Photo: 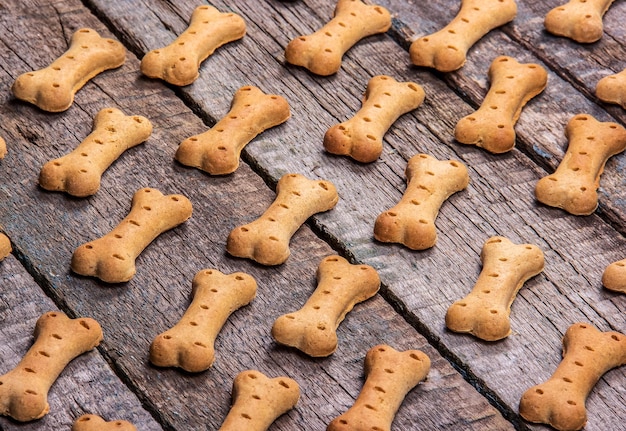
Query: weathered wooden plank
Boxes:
[
  {"xmin": 0, "ymin": 0, "xmax": 514, "ymax": 430},
  {"xmin": 0, "ymin": 254, "xmax": 163, "ymax": 430},
  {"xmin": 79, "ymin": 0, "xmax": 626, "ymax": 429}
]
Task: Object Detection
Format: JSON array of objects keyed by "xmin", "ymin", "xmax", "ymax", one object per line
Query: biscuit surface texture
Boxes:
[
  {"xmin": 535, "ymin": 114, "xmax": 626, "ymax": 215},
  {"xmin": 72, "ymin": 414, "xmax": 136, "ymax": 431},
  {"xmin": 544, "ymin": 0, "xmax": 615, "ymax": 43},
  {"xmin": 39, "ymin": 107, "xmax": 152, "ymax": 197},
  {"xmin": 284, "ymin": 0, "xmax": 391, "ymax": 76},
  {"xmin": 519, "ymin": 322, "xmax": 626, "ymax": 430},
  {"xmin": 218, "ymin": 370, "xmax": 300, "ymax": 431},
  {"xmin": 455, "ymin": 56, "xmax": 547, "ymax": 153},
  {"xmin": 71, "ymin": 188, "xmax": 193, "ymax": 282},
  {"xmin": 324, "ymin": 75, "xmax": 425, "ymax": 162},
  {"xmin": 327, "ymin": 344, "xmax": 430, "ymax": 431},
  {"xmin": 141, "ymin": 5, "xmax": 246, "ymax": 86},
  {"xmin": 150, "ymin": 269, "xmax": 257, "ymax": 372},
  {"xmin": 227, "ymin": 174, "xmax": 338, "ymax": 265},
  {"xmin": 409, "ymin": 0, "xmax": 517, "ymax": 72},
  {"xmin": 445, "ymin": 236, "xmax": 544, "ymax": 341},
  {"xmin": 12, "ymin": 28, "xmax": 125, "ymax": 112},
  {"xmin": 0, "ymin": 312, "xmax": 103, "ymax": 422},
  {"xmin": 176, "ymin": 86, "xmax": 290, "ymax": 174},
  {"xmin": 272, "ymin": 255, "xmax": 380, "ymax": 357},
  {"xmin": 374, "ymin": 154, "xmax": 469, "ymax": 250}
]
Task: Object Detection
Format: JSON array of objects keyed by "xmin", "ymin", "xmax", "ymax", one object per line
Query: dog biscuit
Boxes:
[
  {"xmin": 72, "ymin": 414, "xmax": 136, "ymax": 431},
  {"xmin": 0, "ymin": 136, "xmax": 6, "ymax": 159},
  {"xmin": 327, "ymin": 344, "xmax": 430, "ymax": 431},
  {"xmin": 71, "ymin": 187, "xmax": 193, "ymax": 283},
  {"xmin": 455, "ymin": 56, "xmax": 548, "ymax": 153},
  {"xmin": 175, "ymin": 86, "xmax": 290, "ymax": 175},
  {"xmin": 409, "ymin": 0, "xmax": 517, "ymax": 72},
  {"xmin": 39, "ymin": 108, "xmax": 152, "ymax": 197},
  {"xmin": 519, "ymin": 322, "xmax": 626, "ymax": 430},
  {"xmin": 227, "ymin": 173, "xmax": 338, "ymax": 265},
  {"xmin": 218, "ymin": 370, "xmax": 300, "ymax": 431},
  {"xmin": 0, "ymin": 311, "xmax": 103, "ymax": 422},
  {"xmin": 284, "ymin": 0, "xmax": 391, "ymax": 76},
  {"xmin": 544, "ymin": 0, "xmax": 615, "ymax": 43},
  {"xmin": 446, "ymin": 236, "xmax": 544, "ymax": 341},
  {"xmin": 374, "ymin": 154, "xmax": 469, "ymax": 250},
  {"xmin": 141, "ymin": 5, "xmax": 245, "ymax": 86},
  {"xmin": 272, "ymin": 255, "xmax": 380, "ymax": 357},
  {"xmin": 324, "ymin": 75, "xmax": 425, "ymax": 163},
  {"xmin": 150, "ymin": 269, "xmax": 257, "ymax": 372},
  {"xmin": 0, "ymin": 233, "xmax": 11, "ymax": 261},
  {"xmin": 601, "ymin": 258, "xmax": 626, "ymax": 294},
  {"xmin": 12, "ymin": 28, "xmax": 125, "ymax": 112},
  {"xmin": 535, "ymin": 114, "xmax": 626, "ymax": 215},
  {"xmin": 596, "ymin": 68, "xmax": 626, "ymax": 109}
]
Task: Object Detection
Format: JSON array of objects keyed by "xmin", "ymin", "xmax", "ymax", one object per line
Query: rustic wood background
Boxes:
[{"xmin": 0, "ymin": 0, "xmax": 624, "ymax": 430}]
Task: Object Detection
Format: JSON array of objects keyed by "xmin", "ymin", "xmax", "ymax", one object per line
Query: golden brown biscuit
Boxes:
[
  {"xmin": 39, "ymin": 108, "xmax": 152, "ymax": 197},
  {"xmin": 374, "ymin": 154, "xmax": 469, "ymax": 250},
  {"xmin": 520, "ymin": 322, "xmax": 626, "ymax": 430},
  {"xmin": 12, "ymin": 28, "xmax": 125, "ymax": 112},
  {"xmin": 409, "ymin": 0, "xmax": 517, "ymax": 72},
  {"xmin": 141, "ymin": 5, "xmax": 245, "ymax": 86},
  {"xmin": 71, "ymin": 188, "xmax": 193, "ymax": 283},
  {"xmin": 150, "ymin": 269, "xmax": 257, "ymax": 372},
  {"xmin": 446, "ymin": 236, "xmax": 544, "ymax": 341},
  {"xmin": 227, "ymin": 174, "xmax": 338, "ymax": 265},
  {"xmin": 219, "ymin": 370, "xmax": 299, "ymax": 431},
  {"xmin": 327, "ymin": 345, "xmax": 430, "ymax": 431},
  {"xmin": 535, "ymin": 114, "xmax": 626, "ymax": 215},
  {"xmin": 455, "ymin": 56, "xmax": 547, "ymax": 153},
  {"xmin": 285, "ymin": 0, "xmax": 391, "ymax": 76},
  {"xmin": 324, "ymin": 76, "xmax": 425, "ymax": 163},
  {"xmin": 0, "ymin": 312, "xmax": 103, "ymax": 422},
  {"xmin": 176, "ymin": 86, "xmax": 290, "ymax": 175},
  {"xmin": 272, "ymin": 255, "xmax": 380, "ymax": 357}
]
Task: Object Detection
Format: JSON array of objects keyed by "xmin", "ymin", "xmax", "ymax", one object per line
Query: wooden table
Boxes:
[{"xmin": 0, "ymin": 0, "xmax": 624, "ymax": 430}]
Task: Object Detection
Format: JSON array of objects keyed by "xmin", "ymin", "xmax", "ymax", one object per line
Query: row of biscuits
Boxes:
[{"xmin": 0, "ymin": 0, "xmax": 620, "ymax": 430}]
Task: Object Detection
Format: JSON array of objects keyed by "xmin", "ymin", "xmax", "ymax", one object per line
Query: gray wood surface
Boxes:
[{"xmin": 0, "ymin": 0, "xmax": 624, "ymax": 430}]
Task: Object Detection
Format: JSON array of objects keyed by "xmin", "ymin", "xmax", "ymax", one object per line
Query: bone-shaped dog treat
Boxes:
[
  {"xmin": 39, "ymin": 108, "xmax": 152, "ymax": 197},
  {"xmin": 141, "ymin": 5, "xmax": 246, "ymax": 86},
  {"xmin": 284, "ymin": 0, "xmax": 391, "ymax": 76},
  {"xmin": 519, "ymin": 322, "xmax": 626, "ymax": 431},
  {"xmin": 324, "ymin": 75, "xmax": 425, "ymax": 163},
  {"xmin": 0, "ymin": 311, "xmax": 103, "ymax": 422},
  {"xmin": 544, "ymin": 0, "xmax": 615, "ymax": 43},
  {"xmin": 0, "ymin": 136, "xmax": 6, "ymax": 159},
  {"xmin": 12, "ymin": 28, "xmax": 125, "ymax": 112},
  {"xmin": 0, "ymin": 233, "xmax": 11, "ymax": 261},
  {"xmin": 409, "ymin": 0, "xmax": 517, "ymax": 72},
  {"xmin": 272, "ymin": 255, "xmax": 380, "ymax": 357},
  {"xmin": 175, "ymin": 86, "xmax": 290, "ymax": 175},
  {"xmin": 150, "ymin": 269, "xmax": 257, "ymax": 372},
  {"xmin": 327, "ymin": 344, "xmax": 430, "ymax": 431},
  {"xmin": 72, "ymin": 414, "xmax": 136, "ymax": 431},
  {"xmin": 71, "ymin": 187, "xmax": 193, "ymax": 283},
  {"xmin": 374, "ymin": 154, "xmax": 469, "ymax": 250},
  {"xmin": 445, "ymin": 236, "xmax": 544, "ymax": 341},
  {"xmin": 227, "ymin": 173, "xmax": 338, "ymax": 265},
  {"xmin": 596, "ymin": 68, "xmax": 626, "ymax": 109},
  {"xmin": 455, "ymin": 56, "xmax": 548, "ymax": 153},
  {"xmin": 601, "ymin": 258, "xmax": 626, "ymax": 294},
  {"xmin": 218, "ymin": 370, "xmax": 300, "ymax": 431},
  {"xmin": 535, "ymin": 114, "xmax": 626, "ymax": 215}
]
